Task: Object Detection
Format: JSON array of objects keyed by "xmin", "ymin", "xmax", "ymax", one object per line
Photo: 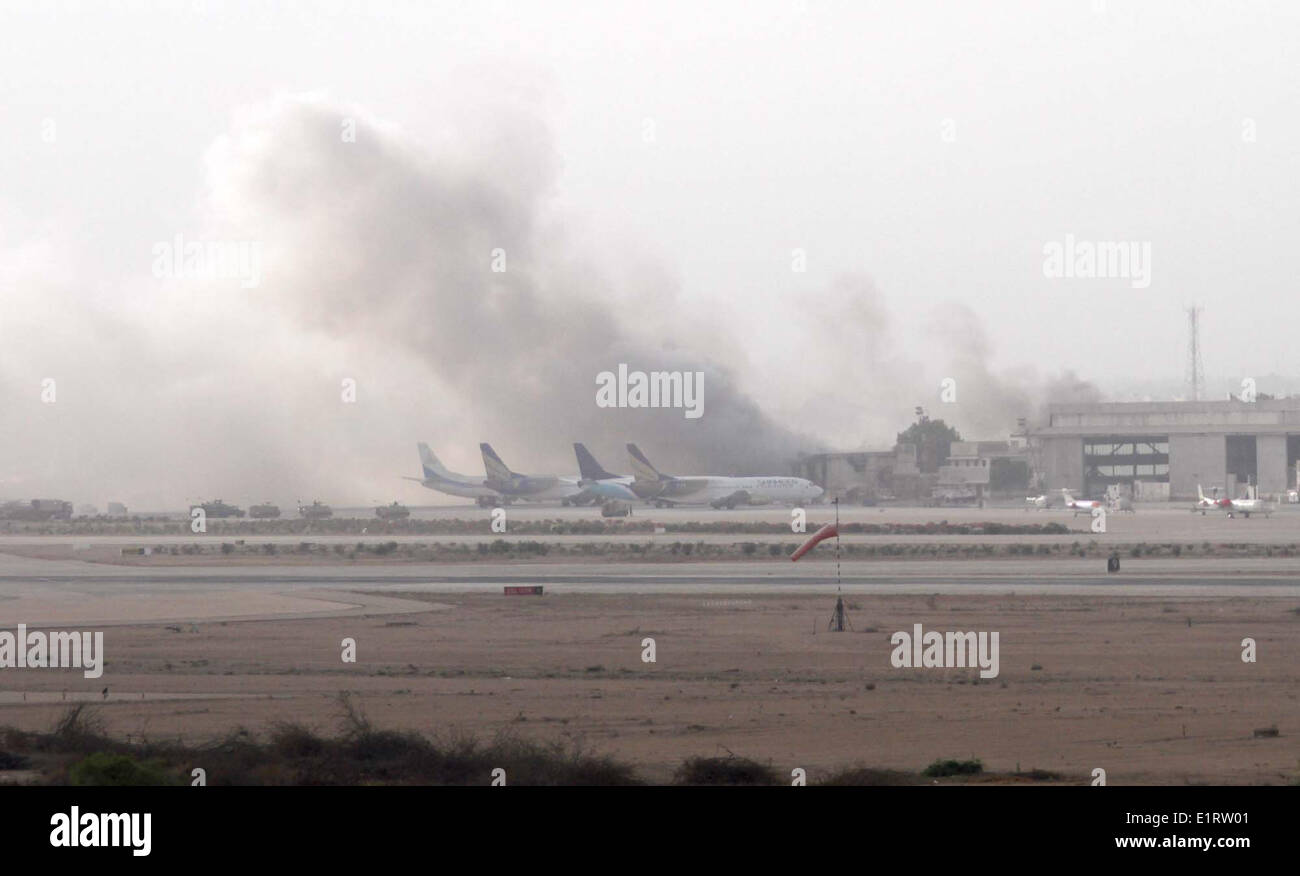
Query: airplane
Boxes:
[
  {"xmin": 1192, "ymin": 484, "xmax": 1219, "ymax": 514},
  {"xmin": 1200, "ymin": 483, "xmax": 1273, "ymax": 518},
  {"xmin": 626, "ymin": 443, "xmax": 823, "ymax": 508},
  {"xmin": 573, "ymin": 443, "xmax": 651, "ymax": 502},
  {"xmin": 480, "ymin": 443, "xmax": 587, "ymax": 505},
  {"xmin": 626, "ymin": 442, "xmax": 678, "ymax": 503},
  {"xmin": 1060, "ymin": 489, "xmax": 1103, "ymax": 516},
  {"xmin": 404, "ymin": 443, "xmax": 503, "ymax": 506}
]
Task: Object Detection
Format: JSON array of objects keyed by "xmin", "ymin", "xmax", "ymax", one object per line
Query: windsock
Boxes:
[{"xmin": 790, "ymin": 523, "xmax": 838, "ymax": 562}]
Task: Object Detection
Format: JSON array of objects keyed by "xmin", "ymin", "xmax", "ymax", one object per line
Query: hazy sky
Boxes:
[{"xmin": 2, "ymin": 1, "xmax": 1298, "ymax": 506}]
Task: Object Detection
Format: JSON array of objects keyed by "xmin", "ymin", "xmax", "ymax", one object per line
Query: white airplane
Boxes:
[
  {"xmin": 627, "ymin": 443, "xmax": 823, "ymax": 508},
  {"xmin": 1199, "ymin": 483, "xmax": 1273, "ymax": 518},
  {"xmin": 1060, "ymin": 489, "xmax": 1103, "ymax": 516},
  {"xmin": 480, "ymin": 443, "xmax": 587, "ymax": 504},
  {"xmin": 1192, "ymin": 484, "xmax": 1219, "ymax": 514},
  {"xmin": 405, "ymin": 443, "xmax": 503, "ymax": 506}
]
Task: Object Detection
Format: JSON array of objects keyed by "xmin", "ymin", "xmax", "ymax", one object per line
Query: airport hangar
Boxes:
[{"xmin": 1031, "ymin": 399, "xmax": 1300, "ymax": 502}]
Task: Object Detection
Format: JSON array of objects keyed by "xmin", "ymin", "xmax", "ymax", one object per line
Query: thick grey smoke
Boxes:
[
  {"xmin": 206, "ymin": 96, "xmax": 823, "ymax": 479},
  {"xmin": 0, "ymin": 95, "xmax": 1104, "ymax": 508},
  {"xmin": 927, "ymin": 302, "xmax": 1103, "ymax": 438}
]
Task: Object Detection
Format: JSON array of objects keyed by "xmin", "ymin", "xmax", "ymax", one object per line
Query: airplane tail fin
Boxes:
[
  {"xmin": 1197, "ymin": 483, "xmax": 1206, "ymax": 501},
  {"xmin": 418, "ymin": 443, "xmax": 453, "ymax": 481},
  {"xmin": 574, "ymin": 443, "xmax": 618, "ymax": 481},
  {"xmin": 627, "ymin": 443, "xmax": 664, "ymax": 483},
  {"xmin": 480, "ymin": 443, "xmax": 515, "ymax": 482}
]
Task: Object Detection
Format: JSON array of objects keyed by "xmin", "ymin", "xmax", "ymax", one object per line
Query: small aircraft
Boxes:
[
  {"xmin": 1192, "ymin": 484, "xmax": 1219, "ymax": 514},
  {"xmin": 1210, "ymin": 484, "xmax": 1272, "ymax": 518},
  {"xmin": 1196, "ymin": 480, "xmax": 1268, "ymax": 514},
  {"xmin": 1060, "ymin": 489, "xmax": 1103, "ymax": 516}
]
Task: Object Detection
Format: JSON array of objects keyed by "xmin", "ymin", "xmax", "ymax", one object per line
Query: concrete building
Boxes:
[
  {"xmin": 1032, "ymin": 399, "xmax": 1300, "ymax": 501},
  {"xmin": 935, "ymin": 443, "xmax": 989, "ymax": 503},
  {"xmin": 793, "ymin": 444, "xmax": 920, "ymax": 501},
  {"xmin": 935, "ymin": 440, "xmax": 1033, "ymax": 502}
]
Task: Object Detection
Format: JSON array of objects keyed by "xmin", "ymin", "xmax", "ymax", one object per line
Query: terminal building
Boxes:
[
  {"xmin": 1032, "ymin": 399, "xmax": 1300, "ymax": 501},
  {"xmin": 793, "ymin": 440, "xmax": 1031, "ymax": 503}
]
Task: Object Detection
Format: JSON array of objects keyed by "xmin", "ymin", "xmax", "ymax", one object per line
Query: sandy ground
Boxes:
[
  {"xmin": 1, "ymin": 511, "xmax": 1296, "ymax": 785},
  {"xmin": 0, "ymin": 587, "xmax": 1295, "ymax": 785}
]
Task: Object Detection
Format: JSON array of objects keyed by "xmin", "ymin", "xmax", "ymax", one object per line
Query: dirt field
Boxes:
[{"xmin": 1, "ymin": 590, "xmax": 1295, "ymax": 785}]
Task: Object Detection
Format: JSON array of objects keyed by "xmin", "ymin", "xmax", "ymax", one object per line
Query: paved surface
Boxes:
[{"xmin": 1, "ymin": 550, "xmax": 1298, "ymax": 626}]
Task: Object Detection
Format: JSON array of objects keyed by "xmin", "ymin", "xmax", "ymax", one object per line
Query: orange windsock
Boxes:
[{"xmin": 790, "ymin": 523, "xmax": 838, "ymax": 561}]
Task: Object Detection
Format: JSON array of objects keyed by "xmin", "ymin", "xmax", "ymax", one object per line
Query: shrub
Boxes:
[
  {"xmin": 675, "ymin": 756, "xmax": 779, "ymax": 785},
  {"xmin": 922, "ymin": 758, "xmax": 983, "ymax": 778},
  {"xmin": 69, "ymin": 752, "xmax": 177, "ymax": 786}
]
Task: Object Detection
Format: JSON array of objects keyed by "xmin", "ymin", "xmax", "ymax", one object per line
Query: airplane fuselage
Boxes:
[
  {"xmin": 418, "ymin": 477, "xmax": 498, "ymax": 500},
  {"xmin": 659, "ymin": 476, "xmax": 823, "ymax": 507},
  {"xmin": 487, "ymin": 474, "xmax": 585, "ymax": 502}
]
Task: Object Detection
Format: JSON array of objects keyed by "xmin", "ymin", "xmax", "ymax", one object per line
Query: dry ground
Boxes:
[{"xmin": 1, "ymin": 591, "xmax": 1295, "ymax": 784}]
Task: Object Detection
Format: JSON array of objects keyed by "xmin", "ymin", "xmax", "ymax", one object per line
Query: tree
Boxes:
[{"xmin": 897, "ymin": 417, "xmax": 961, "ymax": 474}]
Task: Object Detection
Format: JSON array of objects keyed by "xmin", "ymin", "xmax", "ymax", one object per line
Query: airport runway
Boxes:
[{"xmin": 1, "ymin": 550, "xmax": 1299, "ymax": 627}]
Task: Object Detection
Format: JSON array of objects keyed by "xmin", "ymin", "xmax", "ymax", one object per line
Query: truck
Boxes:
[
  {"xmin": 194, "ymin": 500, "xmax": 245, "ymax": 519},
  {"xmin": 298, "ymin": 501, "xmax": 333, "ymax": 520},
  {"xmin": 375, "ymin": 502, "xmax": 410, "ymax": 520}
]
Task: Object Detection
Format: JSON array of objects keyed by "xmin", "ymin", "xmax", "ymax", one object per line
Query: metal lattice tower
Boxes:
[{"xmin": 1186, "ymin": 306, "xmax": 1206, "ymax": 401}]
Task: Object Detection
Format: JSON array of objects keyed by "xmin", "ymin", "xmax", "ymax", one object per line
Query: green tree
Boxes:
[{"xmin": 897, "ymin": 417, "xmax": 961, "ymax": 473}]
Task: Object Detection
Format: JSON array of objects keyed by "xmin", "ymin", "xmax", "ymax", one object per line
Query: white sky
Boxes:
[
  {"xmin": 2, "ymin": 0, "xmax": 1299, "ymax": 505},
  {"xmin": 5, "ymin": 1, "xmax": 1299, "ymax": 376}
]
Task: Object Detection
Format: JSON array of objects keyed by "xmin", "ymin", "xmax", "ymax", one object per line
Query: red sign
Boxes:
[{"xmin": 503, "ymin": 585, "xmax": 544, "ymax": 596}]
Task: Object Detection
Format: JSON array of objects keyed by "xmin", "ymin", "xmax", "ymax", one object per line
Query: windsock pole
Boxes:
[
  {"xmin": 828, "ymin": 497, "xmax": 850, "ymax": 631},
  {"xmin": 834, "ymin": 496, "xmax": 841, "ymax": 589}
]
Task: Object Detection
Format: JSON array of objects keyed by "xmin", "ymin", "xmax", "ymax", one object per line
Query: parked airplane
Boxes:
[
  {"xmin": 1192, "ymin": 484, "xmax": 1219, "ymax": 514},
  {"xmin": 1199, "ymin": 483, "xmax": 1273, "ymax": 518},
  {"xmin": 626, "ymin": 443, "xmax": 823, "ymax": 508},
  {"xmin": 573, "ymin": 443, "xmax": 646, "ymax": 502},
  {"xmin": 480, "ymin": 443, "xmax": 587, "ymax": 504},
  {"xmin": 405, "ymin": 443, "xmax": 503, "ymax": 506},
  {"xmin": 1060, "ymin": 489, "xmax": 1103, "ymax": 516}
]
